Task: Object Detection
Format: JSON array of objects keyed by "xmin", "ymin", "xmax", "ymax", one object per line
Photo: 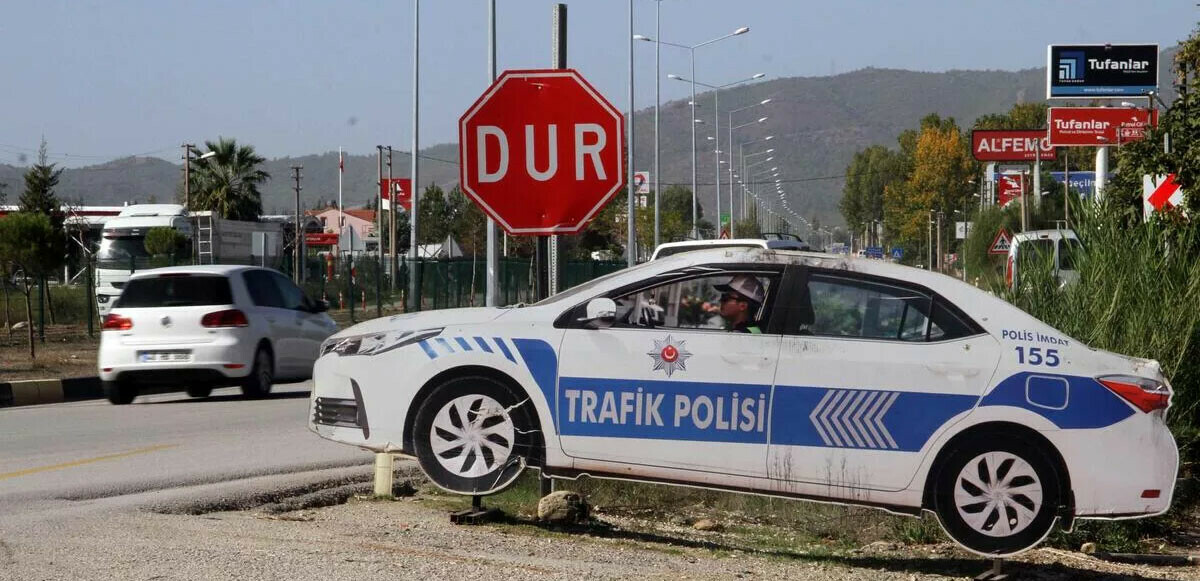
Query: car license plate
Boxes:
[{"xmin": 138, "ymin": 350, "xmax": 192, "ymax": 363}]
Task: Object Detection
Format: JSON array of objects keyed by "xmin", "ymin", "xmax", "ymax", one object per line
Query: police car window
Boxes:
[
  {"xmin": 802, "ymin": 275, "xmax": 931, "ymax": 341},
  {"xmin": 612, "ymin": 273, "xmax": 773, "ymax": 331}
]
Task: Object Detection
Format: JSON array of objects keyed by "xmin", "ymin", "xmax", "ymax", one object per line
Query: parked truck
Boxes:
[{"xmin": 95, "ymin": 204, "xmax": 283, "ymax": 314}]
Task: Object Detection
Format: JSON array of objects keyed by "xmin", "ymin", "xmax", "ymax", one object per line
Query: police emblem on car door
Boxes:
[{"xmin": 556, "ymin": 267, "xmax": 783, "ymax": 477}]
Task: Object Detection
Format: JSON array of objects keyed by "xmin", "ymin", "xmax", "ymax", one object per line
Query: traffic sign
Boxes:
[
  {"xmin": 890, "ymin": 247, "xmax": 903, "ymax": 260},
  {"xmin": 865, "ymin": 246, "xmax": 884, "ymax": 259},
  {"xmin": 988, "ymin": 229, "xmax": 1012, "ymax": 255},
  {"xmin": 997, "ymin": 173, "xmax": 1023, "ymax": 207},
  {"xmin": 634, "ymin": 171, "xmax": 650, "ymax": 194},
  {"xmin": 1143, "ymin": 174, "xmax": 1185, "ymax": 219},
  {"xmin": 459, "ymin": 69, "xmax": 626, "ymax": 235},
  {"xmin": 380, "ymin": 178, "xmax": 412, "ymax": 211},
  {"xmin": 955, "ymin": 221, "xmax": 973, "ymax": 240}
]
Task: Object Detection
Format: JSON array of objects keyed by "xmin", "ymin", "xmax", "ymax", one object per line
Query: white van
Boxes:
[{"xmin": 1006, "ymin": 229, "xmax": 1082, "ymax": 290}]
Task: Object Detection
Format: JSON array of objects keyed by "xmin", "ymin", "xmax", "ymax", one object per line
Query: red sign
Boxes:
[
  {"xmin": 1146, "ymin": 174, "xmax": 1184, "ymax": 212},
  {"xmin": 304, "ymin": 232, "xmax": 340, "ymax": 246},
  {"xmin": 459, "ymin": 69, "xmax": 626, "ymax": 235},
  {"xmin": 996, "ymin": 173, "xmax": 1023, "ymax": 207},
  {"xmin": 380, "ymin": 178, "xmax": 412, "ymax": 211},
  {"xmin": 971, "ymin": 130, "xmax": 1055, "ymax": 161},
  {"xmin": 1048, "ymin": 107, "xmax": 1158, "ymax": 147},
  {"xmin": 988, "ymin": 229, "xmax": 1012, "ymax": 255}
]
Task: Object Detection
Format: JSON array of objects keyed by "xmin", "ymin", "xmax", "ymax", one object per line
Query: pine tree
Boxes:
[{"xmin": 19, "ymin": 139, "xmax": 63, "ymax": 217}]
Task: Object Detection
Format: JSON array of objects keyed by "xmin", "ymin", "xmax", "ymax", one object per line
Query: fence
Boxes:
[{"xmin": 299, "ymin": 254, "xmax": 626, "ymax": 321}]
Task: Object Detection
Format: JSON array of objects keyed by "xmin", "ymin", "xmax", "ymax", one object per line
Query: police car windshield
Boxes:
[{"xmin": 531, "ymin": 261, "xmax": 655, "ymax": 307}]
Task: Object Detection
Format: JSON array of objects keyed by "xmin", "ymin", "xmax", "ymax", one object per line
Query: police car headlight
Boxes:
[{"xmin": 320, "ymin": 328, "xmax": 443, "ymax": 357}]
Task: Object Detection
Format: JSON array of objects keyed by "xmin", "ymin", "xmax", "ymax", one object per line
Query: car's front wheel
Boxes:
[
  {"xmin": 412, "ymin": 376, "xmax": 535, "ymax": 495},
  {"xmin": 932, "ymin": 436, "xmax": 1061, "ymax": 556}
]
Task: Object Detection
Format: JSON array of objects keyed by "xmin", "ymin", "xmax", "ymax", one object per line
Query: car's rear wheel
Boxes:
[
  {"xmin": 932, "ymin": 436, "xmax": 1060, "ymax": 556},
  {"xmin": 186, "ymin": 386, "xmax": 213, "ymax": 399},
  {"xmin": 412, "ymin": 376, "xmax": 535, "ymax": 495},
  {"xmin": 241, "ymin": 346, "xmax": 274, "ymax": 398},
  {"xmin": 103, "ymin": 380, "xmax": 137, "ymax": 405}
]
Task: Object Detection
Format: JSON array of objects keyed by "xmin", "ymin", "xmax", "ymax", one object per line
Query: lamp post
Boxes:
[
  {"xmin": 667, "ymin": 73, "xmax": 764, "ymax": 238},
  {"xmin": 635, "ymin": 26, "xmax": 749, "ymax": 239}
]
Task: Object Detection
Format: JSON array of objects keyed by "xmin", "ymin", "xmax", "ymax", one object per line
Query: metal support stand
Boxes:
[
  {"xmin": 450, "ymin": 494, "xmax": 502, "ymax": 525},
  {"xmin": 540, "ymin": 473, "xmax": 554, "ymax": 497},
  {"xmin": 973, "ymin": 558, "xmax": 1008, "ymax": 581}
]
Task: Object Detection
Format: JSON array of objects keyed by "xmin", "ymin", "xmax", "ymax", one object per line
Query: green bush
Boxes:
[{"xmin": 144, "ymin": 227, "xmax": 189, "ymax": 260}]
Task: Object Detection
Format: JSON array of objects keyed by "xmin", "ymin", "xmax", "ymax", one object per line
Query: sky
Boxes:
[{"xmin": 1, "ymin": 0, "xmax": 1196, "ymax": 168}]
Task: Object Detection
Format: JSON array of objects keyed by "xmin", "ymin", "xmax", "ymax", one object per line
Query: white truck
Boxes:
[{"xmin": 95, "ymin": 204, "xmax": 283, "ymax": 314}]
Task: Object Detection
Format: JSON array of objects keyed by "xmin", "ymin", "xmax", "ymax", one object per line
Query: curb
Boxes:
[{"xmin": 0, "ymin": 377, "xmax": 102, "ymax": 408}]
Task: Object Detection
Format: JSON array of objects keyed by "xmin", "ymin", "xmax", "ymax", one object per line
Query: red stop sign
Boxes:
[{"xmin": 459, "ymin": 69, "xmax": 626, "ymax": 235}]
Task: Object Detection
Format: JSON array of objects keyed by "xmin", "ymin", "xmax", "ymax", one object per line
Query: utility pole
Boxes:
[
  {"xmin": 181, "ymin": 143, "xmax": 194, "ymax": 211},
  {"xmin": 387, "ymin": 146, "xmax": 396, "ymax": 292},
  {"xmin": 936, "ymin": 211, "xmax": 944, "ymax": 274},
  {"xmin": 376, "ymin": 145, "xmax": 384, "ymax": 247},
  {"xmin": 407, "ymin": 0, "xmax": 421, "ymax": 313},
  {"xmin": 626, "ymin": 0, "xmax": 635, "ymax": 266},
  {"xmin": 291, "ymin": 166, "xmax": 303, "ymax": 283}
]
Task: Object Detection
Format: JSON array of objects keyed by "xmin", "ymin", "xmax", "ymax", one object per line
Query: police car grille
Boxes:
[{"xmin": 313, "ymin": 397, "xmax": 361, "ymax": 429}]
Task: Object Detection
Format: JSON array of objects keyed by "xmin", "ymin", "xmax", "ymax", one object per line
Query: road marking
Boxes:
[{"xmin": 0, "ymin": 444, "xmax": 177, "ymax": 480}]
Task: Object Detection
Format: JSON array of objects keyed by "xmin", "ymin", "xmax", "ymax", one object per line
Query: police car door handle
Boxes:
[{"xmin": 923, "ymin": 363, "xmax": 982, "ymax": 380}]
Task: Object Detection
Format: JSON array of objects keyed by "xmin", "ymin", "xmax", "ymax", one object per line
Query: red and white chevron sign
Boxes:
[{"xmin": 1143, "ymin": 173, "xmax": 1185, "ymax": 219}]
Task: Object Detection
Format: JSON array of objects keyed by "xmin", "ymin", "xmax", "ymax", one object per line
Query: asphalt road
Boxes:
[{"xmin": 0, "ymin": 381, "xmax": 372, "ymax": 521}]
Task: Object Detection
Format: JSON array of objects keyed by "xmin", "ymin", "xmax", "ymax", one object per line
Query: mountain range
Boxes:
[{"xmin": 0, "ymin": 47, "xmax": 1178, "ymax": 229}]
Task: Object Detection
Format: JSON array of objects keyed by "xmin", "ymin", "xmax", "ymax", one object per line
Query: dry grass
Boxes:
[{"xmin": 0, "ymin": 326, "xmax": 98, "ymax": 381}]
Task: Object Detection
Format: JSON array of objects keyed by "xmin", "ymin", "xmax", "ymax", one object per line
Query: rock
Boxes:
[
  {"xmin": 11, "ymin": 321, "xmax": 28, "ymax": 330},
  {"xmin": 692, "ymin": 518, "xmax": 722, "ymax": 532},
  {"xmin": 1081, "ymin": 542, "xmax": 1097, "ymax": 554},
  {"xmin": 537, "ymin": 490, "xmax": 589, "ymax": 524}
]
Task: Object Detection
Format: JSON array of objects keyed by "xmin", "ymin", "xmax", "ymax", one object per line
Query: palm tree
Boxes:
[{"xmin": 190, "ymin": 137, "xmax": 270, "ymax": 220}]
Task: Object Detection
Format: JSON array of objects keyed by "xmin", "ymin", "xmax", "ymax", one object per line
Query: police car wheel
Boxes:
[
  {"xmin": 412, "ymin": 376, "xmax": 533, "ymax": 495},
  {"xmin": 933, "ymin": 437, "xmax": 1060, "ymax": 556}
]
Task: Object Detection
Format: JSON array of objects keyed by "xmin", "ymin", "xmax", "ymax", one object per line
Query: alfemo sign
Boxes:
[
  {"xmin": 1048, "ymin": 44, "xmax": 1158, "ymax": 98},
  {"xmin": 971, "ymin": 130, "xmax": 1055, "ymax": 162}
]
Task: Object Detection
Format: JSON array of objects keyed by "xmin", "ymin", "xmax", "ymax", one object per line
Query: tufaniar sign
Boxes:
[{"xmin": 1047, "ymin": 44, "xmax": 1159, "ymax": 98}]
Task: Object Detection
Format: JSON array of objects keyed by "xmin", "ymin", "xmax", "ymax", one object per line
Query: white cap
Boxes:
[{"xmin": 715, "ymin": 274, "xmax": 764, "ymax": 304}]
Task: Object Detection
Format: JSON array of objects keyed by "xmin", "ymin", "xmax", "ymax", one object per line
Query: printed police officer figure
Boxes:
[{"xmin": 714, "ymin": 275, "xmax": 764, "ymax": 334}]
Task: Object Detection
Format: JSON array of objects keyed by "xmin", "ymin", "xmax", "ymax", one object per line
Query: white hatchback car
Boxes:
[
  {"xmin": 309, "ymin": 247, "xmax": 1176, "ymax": 556},
  {"xmin": 99, "ymin": 265, "xmax": 338, "ymax": 404}
]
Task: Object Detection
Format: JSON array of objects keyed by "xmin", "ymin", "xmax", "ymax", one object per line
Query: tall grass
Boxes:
[{"xmin": 999, "ymin": 202, "xmax": 1200, "ymax": 549}]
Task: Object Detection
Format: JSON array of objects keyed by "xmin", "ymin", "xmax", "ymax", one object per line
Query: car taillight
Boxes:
[
  {"xmin": 1005, "ymin": 255, "xmax": 1014, "ymax": 287},
  {"xmin": 201, "ymin": 309, "xmax": 249, "ymax": 328},
  {"xmin": 102, "ymin": 314, "xmax": 133, "ymax": 331},
  {"xmin": 1098, "ymin": 375, "xmax": 1170, "ymax": 413}
]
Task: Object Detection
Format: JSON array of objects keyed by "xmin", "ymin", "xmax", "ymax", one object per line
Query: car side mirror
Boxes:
[{"xmin": 579, "ymin": 297, "xmax": 616, "ymax": 329}]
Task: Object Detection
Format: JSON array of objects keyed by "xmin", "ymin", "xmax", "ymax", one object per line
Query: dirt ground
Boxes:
[{"xmin": 0, "ymin": 326, "xmax": 97, "ymax": 381}]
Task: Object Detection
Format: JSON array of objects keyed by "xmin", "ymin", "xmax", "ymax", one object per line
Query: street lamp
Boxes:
[
  {"xmin": 668, "ymin": 72, "xmax": 765, "ymax": 237},
  {"xmin": 638, "ymin": 26, "xmax": 749, "ymax": 238}
]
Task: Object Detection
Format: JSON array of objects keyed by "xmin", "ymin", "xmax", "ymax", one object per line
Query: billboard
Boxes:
[
  {"xmin": 1048, "ymin": 107, "xmax": 1157, "ymax": 147},
  {"xmin": 1047, "ymin": 44, "xmax": 1158, "ymax": 98},
  {"xmin": 971, "ymin": 130, "xmax": 1055, "ymax": 161}
]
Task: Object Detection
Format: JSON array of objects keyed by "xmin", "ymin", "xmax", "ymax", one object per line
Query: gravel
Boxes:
[{"xmin": 2, "ymin": 466, "xmax": 1198, "ymax": 580}]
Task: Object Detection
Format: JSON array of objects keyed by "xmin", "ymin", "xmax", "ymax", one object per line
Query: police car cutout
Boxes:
[{"xmin": 309, "ymin": 247, "xmax": 1177, "ymax": 556}]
